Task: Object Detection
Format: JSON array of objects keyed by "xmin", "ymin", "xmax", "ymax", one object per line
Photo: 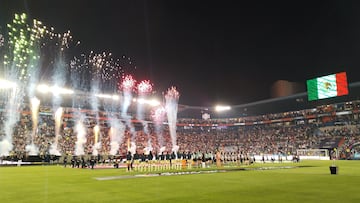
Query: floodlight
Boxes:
[
  {"xmin": 51, "ymin": 86, "xmax": 74, "ymax": 95},
  {"xmin": 95, "ymin": 94, "xmax": 120, "ymax": 101},
  {"xmin": 37, "ymin": 84, "xmax": 74, "ymax": 95},
  {"xmin": 37, "ymin": 84, "xmax": 50, "ymax": 93},
  {"xmin": 0, "ymin": 79, "xmax": 17, "ymax": 89},
  {"xmin": 111, "ymin": 95, "xmax": 119, "ymax": 100},
  {"xmin": 137, "ymin": 98, "xmax": 146, "ymax": 104},
  {"xmin": 95, "ymin": 94, "xmax": 111, "ymax": 99},
  {"xmin": 135, "ymin": 98, "xmax": 160, "ymax": 106},
  {"xmin": 215, "ymin": 105, "xmax": 231, "ymax": 112},
  {"xmin": 148, "ymin": 99, "xmax": 160, "ymax": 107},
  {"xmin": 30, "ymin": 97, "xmax": 40, "ymax": 106}
]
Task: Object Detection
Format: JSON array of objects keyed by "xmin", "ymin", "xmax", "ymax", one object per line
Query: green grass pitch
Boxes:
[{"xmin": 1, "ymin": 160, "xmax": 360, "ymax": 203}]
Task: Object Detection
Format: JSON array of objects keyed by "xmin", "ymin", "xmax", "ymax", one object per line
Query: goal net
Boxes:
[{"xmin": 296, "ymin": 149, "xmax": 330, "ymax": 160}]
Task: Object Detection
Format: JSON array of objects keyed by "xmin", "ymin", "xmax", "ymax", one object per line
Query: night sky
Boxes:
[{"xmin": 1, "ymin": 0, "xmax": 360, "ymax": 106}]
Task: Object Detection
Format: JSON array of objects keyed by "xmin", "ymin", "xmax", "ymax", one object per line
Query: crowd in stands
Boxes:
[{"xmin": 1, "ymin": 99, "xmax": 360, "ymax": 163}]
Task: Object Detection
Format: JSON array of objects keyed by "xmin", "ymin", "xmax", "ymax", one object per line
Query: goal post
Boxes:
[{"xmin": 296, "ymin": 149, "xmax": 330, "ymax": 160}]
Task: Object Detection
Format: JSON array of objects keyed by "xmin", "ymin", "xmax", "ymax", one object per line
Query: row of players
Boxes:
[{"xmin": 62, "ymin": 150, "xmax": 298, "ymax": 170}]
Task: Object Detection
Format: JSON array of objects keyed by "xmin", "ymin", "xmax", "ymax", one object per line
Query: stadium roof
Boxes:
[{"xmin": 177, "ymin": 82, "xmax": 360, "ymax": 119}]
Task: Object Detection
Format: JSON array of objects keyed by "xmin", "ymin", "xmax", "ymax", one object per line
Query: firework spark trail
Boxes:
[
  {"xmin": 4, "ymin": 13, "xmax": 73, "ymax": 84},
  {"xmin": 122, "ymin": 91, "xmax": 132, "ymax": 119},
  {"xmin": 70, "ymin": 51, "xmax": 127, "ymax": 92},
  {"xmin": 70, "ymin": 89, "xmax": 87, "ymax": 156},
  {"xmin": 69, "ymin": 52, "xmax": 136, "ymax": 158},
  {"xmin": 69, "ymin": 54, "xmax": 89, "ymax": 155},
  {"xmin": 70, "ymin": 51, "xmax": 131, "ymax": 154},
  {"xmin": 0, "ymin": 13, "xmax": 32, "ymax": 156},
  {"xmin": 49, "ymin": 107, "xmax": 63, "ymax": 155},
  {"xmin": 1, "ymin": 13, "xmax": 143, "ymax": 157},
  {"xmin": 48, "ymin": 56, "xmax": 67, "ymax": 156},
  {"xmin": 69, "ymin": 62, "xmax": 88, "ymax": 141},
  {"xmin": 40, "ymin": 32, "xmax": 73, "ymax": 154},
  {"xmin": 4, "ymin": 13, "xmax": 36, "ymax": 83},
  {"xmin": 49, "ymin": 58, "xmax": 67, "ymax": 155},
  {"xmin": 33, "ymin": 20, "xmax": 73, "ymax": 91},
  {"xmin": 136, "ymin": 80, "xmax": 153, "ymax": 152},
  {"xmin": 70, "ymin": 51, "xmax": 127, "ymax": 157},
  {"xmin": 142, "ymin": 121, "xmax": 152, "ymax": 154},
  {"xmin": 92, "ymin": 125, "xmax": 101, "ymax": 156},
  {"xmin": 152, "ymin": 106, "xmax": 166, "ymax": 154},
  {"xmin": 88, "ymin": 52, "xmax": 115, "ymax": 155},
  {"xmin": 109, "ymin": 120, "xmax": 125, "ymax": 155},
  {"xmin": 52, "ymin": 58, "xmax": 66, "ymax": 105},
  {"xmin": 102, "ymin": 95, "xmax": 124, "ymax": 155},
  {"xmin": 25, "ymin": 97, "xmax": 40, "ymax": 155},
  {"xmin": 0, "ymin": 14, "xmax": 32, "ymax": 155},
  {"xmin": 126, "ymin": 118, "xmax": 137, "ymax": 155},
  {"xmin": 0, "ymin": 87, "xmax": 22, "ymax": 156},
  {"xmin": 35, "ymin": 17, "xmax": 72, "ymax": 155},
  {"xmin": 27, "ymin": 58, "xmax": 40, "ymax": 99},
  {"xmin": 119, "ymin": 75, "xmax": 138, "ymax": 153},
  {"xmin": 165, "ymin": 87, "xmax": 180, "ymax": 155},
  {"xmin": 0, "ymin": 13, "xmax": 76, "ymax": 156},
  {"xmin": 74, "ymin": 115, "xmax": 87, "ymax": 156},
  {"xmin": 70, "ymin": 54, "xmax": 90, "ymax": 92},
  {"xmin": 90, "ymin": 81, "xmax": 101, "ymax": 154}
]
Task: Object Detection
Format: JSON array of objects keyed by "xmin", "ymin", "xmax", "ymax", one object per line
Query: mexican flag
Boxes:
[{"xmin": 307, "ymin": 72, "xmax": 348, "ymax": 101}]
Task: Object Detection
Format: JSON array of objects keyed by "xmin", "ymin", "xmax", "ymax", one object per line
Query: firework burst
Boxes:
[
  {"xmin": 165, "ymin": 86, "xmax": 180, "ymax": 154},
  {"xmin": 137, "ymin": 80, "xmax": 153, "ymax": 94},
  {"xmin": 2, "ymin": 13, "xmax": 75, "ymax": 83},
  {"xmin": 152, "ymin": 106, "xmax": 166, "ymax": 124},
  {"xmin": 69, "ymin": 52, "xmax": 136, "ymax": 92},
  {"xmin": 120, "ymin": 74, "xmax": 136, "ymax": 92},
  {"xmin": 4, "ymin": 13, "xmax": 36, "ymax": 82},
  {"xmin": 165, "ymin": 86, "xmax": 180, "ymax": 100}
]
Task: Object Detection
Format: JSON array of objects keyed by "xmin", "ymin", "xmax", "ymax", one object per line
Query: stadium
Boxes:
[
  {"xmin": 1, "ymin": 73, "xmax": 359, "ymax": 163},
  {"xmin": 1, "ymin": 71, "xmax": 360, "ymax": 202},
  {"xmin": 1, "ymin": 8, "xmax": 360, "ymax": 203}
]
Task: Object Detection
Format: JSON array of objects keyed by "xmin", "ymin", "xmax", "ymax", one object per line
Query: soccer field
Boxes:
[{"xmin": 0, "ymin": 160, "xmax": 359, "ymax": 203}]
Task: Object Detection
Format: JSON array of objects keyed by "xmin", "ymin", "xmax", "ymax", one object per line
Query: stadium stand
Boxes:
[{"xmin": 1, "ymin": 83, "xmax": 360, "ymax": 166}]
